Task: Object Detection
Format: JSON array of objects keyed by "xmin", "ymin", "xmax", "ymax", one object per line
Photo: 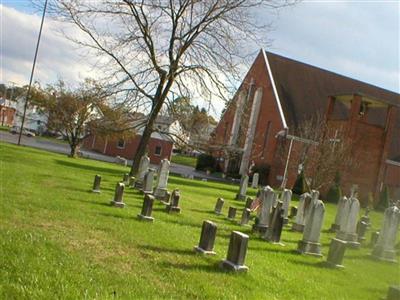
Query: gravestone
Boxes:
[
  {"xmin": 360, "ymin": 208, "xmax": 371, "ymax": 228},
  {"xmin": 122, "ymin": 173, "xmax": 129, "ymax": 184},
  {"xmin": 134, "ymin": 155, "xmax": 150, "ymax": 189},
  {"xmin": 214, "ymin": 198, "xmax": 224, "ymax": 215},
  {"xmin": 251, "ymin": 173, "xmax": 259, "ymax": 188},
  {"xmin": 370, "ymin": 231, "xmax": 380, "ymax": 247},
  {"xmin": 110, "ymin": 182, "xmax": 125, "ymax": 208},
  {"xmin": 336, "ymin": 196, "xmax": 360, "ymax": 248},
  {"xmin": 235, "ymin": 175, "xmax": 248, "ymax": 200},
  {"xmin": 356, "ymin": 220, "xmax": 368, "ymax": 243},
  {"xmin": 310, "ymin": 190, "xmax": 320, "ymax": 205},
  {"xmin": 154, "ymin": 159, "xmax": 170, "ymax": 199},
  {"xmin": 263, "ymin": 201, "xmax": 284, "ymax": 244},
  {"xmin": 128, "ymin": 176, "xmax": 136, "ymax": 188},
  {"xmin": 161, "ymin": 190, "xmax": 171, "ymax": 204},
  {"xmin": 92, "ymin": 174, "xmax": 101, "ymax": 193},
  {"xmin": 297, "ymin": 200, "xmax": 325, "ymax": 256},
  {"xmin": 137, "ymin": 194, "xmax": 155, "ymax": 222},
  {"xmin": 220, "ymin": 231, "xmax": 249, "ymax": 272},
  {"xmin": 371, "ymin": 205, "xmax": 400, "ymax": 263},
  {"xmin": 194, "ymin": 220, "xmax": 217, "ymax": 255},
  {"xmin": 166, "ymin": 189, "xmax": 181, "ymax": 213},
  {"xmin": 329, "ymin": 196, "xmax": 349, "ymax": 232},
  {"xmin": 253, "ymin": 186, "xmax": 275, "ymax": 234},
  {"xmin": 289, "ymin": 206, "xmax": 298, "ymax": 219},
  {"xmin": 142, "ymin": 169, "xmax": 155, "ymax": 194},
  {"xmin": 239, "ymin": 208, "xmax": 251, "ymax": 226},
  {"xmin": 281, "ymin": 189, "xmax": 292, "ymax": 224},
  {"xmin": 227, "ymin": 207, "xmax": 237, "ymax": 220},
  {"xmin": 326, "ymin": 238, "xmax": 347, "ymax": 268},
  {"xmin": 245, "ymin": 197, "xmax": 253, "ymax": 209},
  {"xmin": 292, "ymin": 192, "xmax": 312, "ymax": 232}
]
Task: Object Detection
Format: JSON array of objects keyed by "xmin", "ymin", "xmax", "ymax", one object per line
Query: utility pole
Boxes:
[{"xmin": 18, "ymin": 0, "xmax": 48, "ymax": 145}]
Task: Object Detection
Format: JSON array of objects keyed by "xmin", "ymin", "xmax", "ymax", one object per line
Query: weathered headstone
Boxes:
[
  {"xmin": 251, "ymin": 173, "xmax": 259, "ymax": 188},
  {"xmin": 194, "ymin": 220, "xmax": 217, "ymax": 255},
  {"xmin": 239, "ymin": 208, "xmax": 251, "ymax": 226},
  {"xmin": 336, "ymin": 196, "xmax": 360, "ymax": 248},
  {"xmin": 292, "ymin": 192, "xmax": 312, "ymax": 232},
  {"xmin": 371, "ymin": 205, "xmax": 400, "ymax": 263},
  {"xmin": 253, "ymin": 186, "xmax": 275, "ymax": 234},
  {"xmin": 235, "ymin": 175, "xmax": 248, "ymax": 200},
  {"xmin": 360, "ymin": 208, "xmax": 371, "ymax": 228},
  {"xmin": 142, "ymin": 168, "xmax": 155, "ymax": 194},
  {"xmin": 310, "ymin": 190, "xmax": 320, "ymax": 205},
  {"xmin": 370, "ymin": 231, "xmax": 380, "ymax": 247},
  {"xmin": 281, "ymin": 189, "xmax": 292, "ymax": 225},
  {"xmin": 128, "ymin": 176, "xmax": 136, "ymax": 188},
  {"xmin": 161, "ymin": 190, "xmax": 171, "ymax": 204},
  {"xmin": 356, "ymin": 220, "xmax": 368, "ymax": 243},
  {"xmin": 154, "ymin": 159, "xmax": 170, "ymax": 199},
  {"xmin": 220, "ymin": 231, "xmax": 249, "ymax": 272},
  {"xmin": 329, "ymin": 196, "xmax": 349, "ymax": 232},
  {"xmin": 166, "ymin": 189, "xmax": 181, "ymax": 213},
  {"xmin": 134, "ymin": 155, "xmax": 150, "ymax": 189},
  {"xmin": 263, "ymin": 201, "xmax": 284, "ymax": 244},
  {"xmin": 227, "ymin": 207, "xmax": 237, "ymax": 220},
  {"xmin": 289, "ymin": 206, "xmax": 298, "ymax": 219},
  {"xmin": 326, "ymin": 238, "xmax": 347, "ymax": 268},
  {"xmin": 137, "ymin": 194, "xmax": 155, "ymax": 222},
  {"xmin": 297, "ymin": 200, "xmax": 325, "ymax": 256},
  {"xmin": 245, "ymin": 197, "xmax": 253, "ymax": 209},
  {"xmin": 92, "ymin": 174, "xmax": 101, "ymax": 193},
  {"xmin": 122, "ymin": 173, "xmax": 129, "ymax": 184},
  {"xmin": 214, "ymin": 198, "xmax": 224, "ymax": 215},
  {"xmin": 110, "ymin": 182, "xmax": 125, "ymax": 208}
]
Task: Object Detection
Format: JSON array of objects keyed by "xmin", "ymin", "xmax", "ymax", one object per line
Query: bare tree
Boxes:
[{"xmin": 46, "ymin": 0, "xmax": 294, "ymax": 175}]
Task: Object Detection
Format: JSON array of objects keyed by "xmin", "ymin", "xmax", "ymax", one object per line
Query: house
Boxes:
[
  {"xmin": 13, "ymin": 96, "xmax": 48, "ymax": 134},
  {"xmin": 0, "ymin": 97, "xmax": 16, "ymax": 127},
  {"xmin": 82, "ymin": 114, "xmax": 178, "ymax": 164},
  {"xmin": 189, "ymin": 123, "xmax": 216, "ymax": 151},
  {"xmin": 210, "ymin": 50, "xmax": 400, "ymax": 202}
]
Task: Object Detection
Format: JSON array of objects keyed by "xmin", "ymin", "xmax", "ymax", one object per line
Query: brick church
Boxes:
[{"xmin": 210, "ymin": 50, "xmax": 400, "ymax": 203}]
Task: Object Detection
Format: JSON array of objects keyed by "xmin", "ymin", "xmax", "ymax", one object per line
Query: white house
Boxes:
[{"xmin": 13, "ymin": 96, "xmax": 48, "ymax": 134}]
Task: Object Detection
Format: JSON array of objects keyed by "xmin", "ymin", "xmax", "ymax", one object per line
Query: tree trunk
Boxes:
[
  {"xmin": 69, "ymin": 143, "xmax": 79, "ymax": 158},
  {"xmin": 130, "ymin": 106, "xmax": 161, "ymax": 176}
]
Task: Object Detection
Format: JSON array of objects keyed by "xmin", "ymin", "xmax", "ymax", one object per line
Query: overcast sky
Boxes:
[{"xmin": 1, "ymin": 0, "xmax": 399, "ymax": 117}]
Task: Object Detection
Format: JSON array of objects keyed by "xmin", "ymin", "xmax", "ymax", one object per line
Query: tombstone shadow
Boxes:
[
  {"xmin": 162, "ymin": 218, "xmax": 202, "ymax": 229},
  {"xmin": 139, "ymin": 244, "xmax": 195, "ymax": 256},
  {"xmin": 54, "ymin": 159, "xmax": 125, "ymax": 176},
  {"xmin": 98, "ymin": 212, "xmax": 136, "ymax": 220},
  {"xmin": 287, "ymin": 259, "xmax": 333, "ymax": 269},
  {"xmin": 157, "ymin": 261, "xmax": 223, "ymax": 273}
]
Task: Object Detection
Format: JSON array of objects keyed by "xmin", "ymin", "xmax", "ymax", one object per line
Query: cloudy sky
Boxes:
[{"xmin": 1, "ymin": 0, "xmax": 399, "ymax": 116}]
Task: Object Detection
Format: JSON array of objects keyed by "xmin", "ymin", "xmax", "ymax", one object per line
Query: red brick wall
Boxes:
[{"xmin": 83, "ymin": 135, "xmax": 173, "ymax": 165}]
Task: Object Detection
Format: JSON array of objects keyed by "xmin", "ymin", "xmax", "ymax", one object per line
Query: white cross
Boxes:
[{"xmin": 329, "ymin": 130, "xmax": 341, "ymax": 149}]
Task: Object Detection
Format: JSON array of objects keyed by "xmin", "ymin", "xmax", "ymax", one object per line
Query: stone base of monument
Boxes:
[
  {"xmin": 235, "ymin": 194, "xmax": 246, "ymax": 201},
  {"xmin": 371, "ymin": 247, "xmax": 397, "ymax": 263},
  {"xmin": 154, "ymin": 188, "xmax": 167, "ymax": 200},
  {"xmin": 134, "ymin": 181, "xmax": 143, "ymax": 190},
  {"xmin": 297, "ymin": 240, "xmax": 322, "ymax": 257},
  {"xmin": 325, "ymin": 261, "xmax": 345, "ymax": 268},
  {"xmin": 220, "ymin": 260, "xmax": 248, "ymax": 272},
  {"xmin": 329, "ymin": 223, "xmax": 340, "ymax": 232},
  {"xmin": 110, "ymin": 200, "xmax": 125, "ymax": 208},
  {"xmin": 252, "ymin": 224, "xmax": 268, "ymax": 235},
  {"xmin": 92, "ymin": 189, "xmax": 101, "ymax": 193},
  {"xmin": 283, "ymin": 218, "xmax": 289, "ymax": 225},
  {"xmin": 142, "ymin": 189, "xmax": 153, "ymax": 195},
  {"xmin": 336, "ymin": 231, "xmax": 360, "ymax": 248},
  {"xmin": 166, "ymin": 205, "xmax": 181, "ymax": 213},
  {"xmin": 291, "ymin": 223, "xmax": 304, "ymax": 232},
  {"xmin": 194, "ymin": 246, "xmax": 216, "ymax": 255},
  {"xmin": 137, "ymin": 214, "xmax": 154, "ymax": 222}
]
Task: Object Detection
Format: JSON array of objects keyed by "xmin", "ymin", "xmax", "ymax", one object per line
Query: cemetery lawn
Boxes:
[
  {"xmin": 1, "ymin": 142, "xmax": 399, "ymax": 300},
  {"xmin": 171, "ymin": 154, "xmax": 197, "ymax": 168}
]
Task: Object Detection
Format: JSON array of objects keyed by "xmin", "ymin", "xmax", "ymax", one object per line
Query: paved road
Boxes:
[{"xmin": 0, "ymin": 131, "xmax": 233, "ymax": 183}]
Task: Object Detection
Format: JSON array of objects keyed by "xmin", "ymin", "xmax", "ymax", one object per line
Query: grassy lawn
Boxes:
[
  {"xmin": 171, "ymin": 154, "xmax": 197, "ymax": 168},
  {"xmin": 0, "ymin": 142, "xmax": 399, "ymax": 299}
]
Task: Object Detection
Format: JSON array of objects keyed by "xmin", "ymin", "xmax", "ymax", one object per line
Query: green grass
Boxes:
[
  {"xmin": 171, "ymin": 154, "xmax": 197, "ymax": 168},
  {"xmin": 0, "ymin": 142, "xmax": 399, "ymax": 299},
  {"xmin": 0, "ymin": 125, "xmax": 10, "ymax": 132}
]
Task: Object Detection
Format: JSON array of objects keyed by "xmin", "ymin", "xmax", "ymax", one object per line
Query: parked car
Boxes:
[{"xmin": 9, "ymin": 126, "xmax": 36, "ymax": 137}]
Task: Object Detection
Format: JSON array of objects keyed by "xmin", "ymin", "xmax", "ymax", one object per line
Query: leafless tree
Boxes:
[{"xmin": 46, "ymin": 0, "xmax": 294, "ymax": 175}]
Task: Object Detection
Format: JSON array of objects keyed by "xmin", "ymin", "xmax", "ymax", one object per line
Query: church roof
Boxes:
[{"xmin": 264, "ymin": 51, "xmax": 400, "ymax": 161}]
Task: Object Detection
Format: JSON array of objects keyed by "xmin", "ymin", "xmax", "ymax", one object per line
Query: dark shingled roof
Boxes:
[{"xmin": 265, "ymin": 51, "xmax": 400, "ymax": 161}]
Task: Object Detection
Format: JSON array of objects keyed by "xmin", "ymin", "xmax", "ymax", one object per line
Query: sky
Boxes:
[{"xmin": 1, "ymin": 0, "xmax": 399, "ymax": 118}]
